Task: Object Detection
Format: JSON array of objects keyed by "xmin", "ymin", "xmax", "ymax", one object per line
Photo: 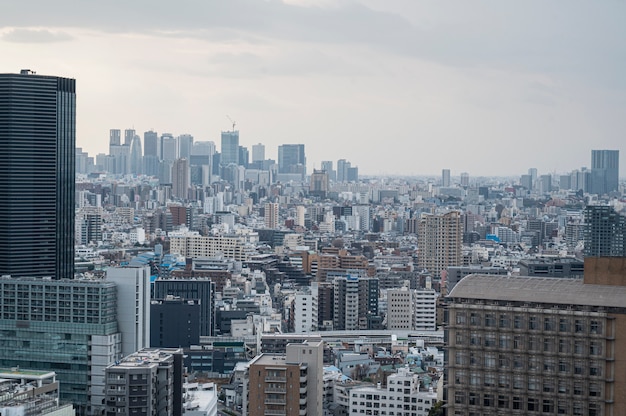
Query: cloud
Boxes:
[{"xmin": 2, "ymin": 28, "xmax": 73, "ymax": 43}]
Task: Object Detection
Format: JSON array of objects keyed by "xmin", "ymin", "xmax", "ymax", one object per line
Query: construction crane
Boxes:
[{"xmin": 226, "ymin": 115, "xmax": 236, "ymax": 132}]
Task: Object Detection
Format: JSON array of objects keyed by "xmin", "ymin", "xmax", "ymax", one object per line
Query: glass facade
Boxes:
[
  {"xmin": 0, "ymin": 277, "xmax": 118, "ymax": 411},
  {"xmin": 0, "ymin": 72, "xmax": 76, "ymax": 279}
]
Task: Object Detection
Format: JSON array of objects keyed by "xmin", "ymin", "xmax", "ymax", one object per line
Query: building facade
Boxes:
[
  {"xmin": 445, "ymin": 273, "xmax": 626, "ymax": 416},
  {"xmin": 0, "ymin": 70, "xmax": 75, "ymax": 279},
  {"xmin": 417, "ymin": 211, "xmax": 462, "ymax": 276}
]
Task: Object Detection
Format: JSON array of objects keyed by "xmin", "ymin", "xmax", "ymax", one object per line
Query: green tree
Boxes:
[{"xmin": 428, "ymin": 400, "xmax": 444, "ymax": 416}]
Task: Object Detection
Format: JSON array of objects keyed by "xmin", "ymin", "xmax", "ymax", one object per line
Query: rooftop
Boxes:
[{"xmin": 448, "ymin": 274, "xmax": 626, "ymax": 308}]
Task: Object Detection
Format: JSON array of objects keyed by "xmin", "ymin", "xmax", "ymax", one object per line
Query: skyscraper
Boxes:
[
  {"xmin": 252, "ymin": 142, "xmax": 265, "ymax": 162},
  {"xmin": 584, "ymin": 205, "xmax": 626, "ymax": 257},
  {"xmin": 591, "ymin": 149, "xmax": 619, "ymax": 195},
  {"xmin": 221, "ymin": 130, "xmax": 239, "ymax": 165},
  {"xmin": 278, "ymin": 144, "xmax": 306, "ymax": 176},
  {"xmin": 0, "ymin": 70, "xmax": 75, "ymax": 279},
  {"xmin": 442, "ymin": 168, "xmax": 451, "ymax": 187}
]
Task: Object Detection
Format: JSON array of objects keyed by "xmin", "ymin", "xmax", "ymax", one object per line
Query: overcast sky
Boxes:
[{"xmin": 2, "ymin": 0, "xmax": 625, "ymax": 177}]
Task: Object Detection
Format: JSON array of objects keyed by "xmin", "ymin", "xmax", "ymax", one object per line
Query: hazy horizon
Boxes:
[{"xmin": 2, "ymin": 0, "xmax": 625, "ymax": 177}]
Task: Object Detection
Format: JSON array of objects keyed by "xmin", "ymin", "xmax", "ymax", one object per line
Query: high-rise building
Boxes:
[
  {"xmin": 0, "ymin": 70, "xmax": 75, "ymax": 280},
  {"xmin": 252, "ymin": 143, "xmax": 265, "ymax": 162},
  {"xmin": 442, "ymin": 168, "xmax": 451, "ymax": 187},
  {"xmin": 445, "ymin": 272, "xmax": 626, "ymax": 416},
  {"xmin": 278, "ymin": 144, "xmax": 306, "ymax": 177},
  {"xmin": 309, "ymin": 169, "xmax": 329, "ymax": 198},
  {"xmin": 107, "ymin": 266, "xmax": 151, "ymax": 358},
  {"xmin": 244, "ymin": 340, "xmax": 323, "ymax": 416},
  {"xmin": 143, "ymin": 130, "xmax": 159, "ymax": 157},
  {"xmin": 264, "ymin": 202, "xmax": 280, "ymax": 229},
  {"xmin": 129, "ymin": 134, "xmax": 142, "ymax": 175},
  {"xmin": 192, "ymin": 140, "xmax": 216, "ymax": 157},
  {"xmin": 321, "ymin": 160, "xmax": 335, "ymax": 181},
  {"xmin": 161, "ymin": 133, "xmax": 177, "ymax": 162},
  {"xmin": 591, "ymin": 149, "xmax": 620, "ymax": 195},
  {"xmin": 238, "ymin": 145, "xmax": 249, "ymax": 167},
  {"xmin": 220, "ymin": 130, "xmax": 239, "ymax": 165},
  {"xmin": 0, "ymin": 277, "xmax": 121, "ymax": 414},
  {"xmin": 584, "ymin": 205, "xmax": 626, "ymax": 257},
  {"xmin": 123, "ymin": 128, "xmax": 135, "ymax": 146},
  {"xmin": 460, "ymin": 172, "xmax": 470, "ymax": 187},
  {"xmin": 417, "ymin": 211, "xmax": 462, "ymax": 276},
  {"xmin": 177, "ymin": 133, "xmax": 193, "ymax": 159},
  {"xmin": 172, "ymin": 158, "xmax": 190, "ymax": 200},
  {"xmin": 109, "ymin": 129, "xmax": 121, "ymax": 152}
]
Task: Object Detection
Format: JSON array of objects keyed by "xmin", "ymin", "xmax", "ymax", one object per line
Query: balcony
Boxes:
[
  {"xmin": 265, "ymin": 376, "xmax": 287, "ymax": 383},
  {"xmin": 265, "ymin": 398, "xmax": 286, "ymax": 405},
  {"xmin": 265, "ymin": 387, "xmax": 286, "ymax": 394},
  {"xmin": 264, "ymin": 410, "xmax": 286, "ymax": 416}
]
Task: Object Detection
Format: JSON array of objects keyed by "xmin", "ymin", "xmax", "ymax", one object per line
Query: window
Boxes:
[
  {"xmin": 499, "ymin": 314, "xmax": 509, "ymax": 328},
  {"xmin": 544, "ymin": 318, "xmax": 554, "ymax": 331},
  {"xmin": 468, "ymin": 393, "xmax": 478, "ymax": 406},
  {"xmin": 575, "ymin": 320, "xmax": 584, "ymax": 333},
  {"xmin": 513, "ymin": 397, "xmax": 522, "ymax": 410},
  {"xmin": 527, "ymin": 398, "xmax": 538, "ymax": 412},
  {"xmin": 483, "ymin": 394, "xmax": 494, "ymax": 407},
  {"xmin": 485, "ymin": 314, "xmax": 496, "ymax": 327},
  {"xmin": 590, "ymin": 341, "xmax": 601, "ymax": 356},
  {"xmin": 559, "ymin": 339, "xmax": 570, "ymax": 353},
  {"xmin": 470, "ymin": 313, "xmax": 480, "ymax": 326},
  {"xmin": 559, "ymin": 318, "xmax": 569, "ymax": 332},
  {"xmin": 529, "ymin": 316, "xmax": 538, "ymax": 330},
  {"xmin": 456, "ymin": 312, "xmax": 466, "ymax": 324},
  {"xmin": 590, "ymin": 320, "xmax": 601, "ymax": 334},
  {"xmin": 543, "ymin": 400, "xmax": 554, "ymax": 413}
]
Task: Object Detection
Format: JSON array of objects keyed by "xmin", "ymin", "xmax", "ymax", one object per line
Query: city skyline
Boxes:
[{"xmin": 2, "ymin": 0, "xmax": 625, "ymax": 176}]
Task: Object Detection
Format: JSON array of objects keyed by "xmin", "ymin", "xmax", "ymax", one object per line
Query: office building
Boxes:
[
  {"xmin": 153, "ymin": 277, "xmax": 216, "ymax": 336},
  {"xmin": 460, "ymin": 172, "xmax": 469, "ymax": 187},
  {"xmin": 584, "ymin": 205, "xmax": 626, "ymax": 257},
  {"xmin": 161, "ymin": 133, "xmax": 177, "ymax": 161},
  {"xmin": 192, "ymin": 140, "xmax": 216, "ymax": 157},
  {"xmin": 238, "ymin": 145, "xmax": 249, "ymax": 168},
  {"xmin": 387, "ymin": 288, "xmax": 414, "ymax": 330},
  {"xmin": 591, "ymin": 149, "xmax": 619, "ymax": 195},
  {"xmin": 321, "ymin": 160, "xmax": 336, "ymax": 182},
  {"xmin": 244, "ymin": 340, "xmax": 323, "ymax": 416},
  {"xmin": 109, "ymin": 129, "xmax": 121, "ymax": 152},
  {"xmin": 104, "ymin": 348, "xmax": 184, "ymax": 416},
  {"xmin": 129, "ymin": 134, "xmax": 142, "ymax": 175},
  {"xmin": 442, "ymin": 168, "xmax": 451, "ymax": 187},
  {"xmin": 220, "ymin": 130, "xmax": 239, "ymax": 165},
  {"xmin": 309, "ymin": 169, "xmax": 329, "ymax": 198},
  {"xmin": 143, "ymin": 130, "xmax": 160, "ymax": 158},
  {"xmin": 172, "ymin": 158, "xmax": 190, "ymax": 200},
  {"xmin": 337, "ymin": 159, "xmax": 350, "ymax": 182},
  {"xmin": 0, "ymin": 368, "xmax": 74, "ymax": 416},
  {"xmin": 0, "ymin": 70, "xmax": 75, "ymax": 280},
  {"xmin": 278, "ymin": 144, "xmax": 306, "ymax": 177},
  {"xmin": 0, "ymin": 277, "xmax": 121, "ymax": 414},
  {"xmin": 150, "ymin": 297, "xmax": 201, "ymax": 348},
  {"xmin": 417, "ymin": 211, "xmax": 462, "ymax": 276},
  {"xmin": 123, "ymin": 129, "xmax": 135, "ymax": 146},
  {"xmin": 178, "ymin": 133, "xmax": 193, "ymax": 159},
  {"xmin": 252, "ymin": 143, "xmax": 265, "ymax": 162},
  {"xmin": 445, "ymin": 272, "xmax": 626, "ymax": 416},
  {"xmin": 107, "ymin": 266, "xmax": 151, "ymax": 358}
]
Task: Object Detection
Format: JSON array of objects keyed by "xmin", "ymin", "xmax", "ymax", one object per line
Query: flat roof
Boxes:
[{"xmin": 448, "ymin": 274, "xmax": 626, "ymax": 308}]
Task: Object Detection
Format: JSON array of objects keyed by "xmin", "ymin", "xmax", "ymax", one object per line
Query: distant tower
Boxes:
[
  {"xmin": 161, "ymin": 133, "xmax": 177, "ymax": 162},
  {"xmin": 252, "ymin": 143, "xmax": 265, "ymax": 162},
  {"xmin": 123, "ymin": 128, "xmax": 135, "ymax": 146},
  {"xmin": 129, "ymin": 134, "xmax": 142, "ymax": 175},
  {"xmin": 460, "ymin": 172, "xmax": 469, "ymax": 187},
  {"xmin": 278, "ymin": 144, "xmax": 306, "ymax": 177},
  {"xmin": 109, "ymin": 129, "xmax": 121, "ymax": 153},
  {"xmin": 0, "ymin": 70, "xmax": 75, "ymax": 279},
  {"xmin": 591, "ymin": 149, "xmax": 619, "ymax": 195},
  {"xmin": 442, "ymin": 169, "xmax": 451, "ymax": 187},
  {"xmin": 321, "ymin": 160, "xmax": 336, "ymax": 181},
  {"xmin": 309, "ymin": 169, "xmax": 329, "ymax": 198},
  {"xmin": 172, "ymin": 158, "xmax": 190, "ymax": 200},
  {"xmin": 337, "ymin": 159, "xmax": 350, "ymax": 182},
  {"xmin": 178, "ymin": 134, "xmax": 193, "ymax": 159},
  {"xmin": 221, "ymin": 130, "xmax": 239, "ymax": 165}
]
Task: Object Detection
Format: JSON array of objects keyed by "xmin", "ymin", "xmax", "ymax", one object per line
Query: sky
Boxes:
[{"xmin": 2, "ymin": 0, "xmax": 625, "ymax": 177}]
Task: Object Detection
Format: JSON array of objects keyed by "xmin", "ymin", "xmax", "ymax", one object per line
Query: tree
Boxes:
[{"xmin": 428, "ymin": 400, "xmax": 444, "ymax": 416}]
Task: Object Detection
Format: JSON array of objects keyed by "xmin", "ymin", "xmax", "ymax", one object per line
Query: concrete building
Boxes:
[
  {"xmin": 0, "ymin": 71, "xmax": 75, "ymax": 280},
  {"xmin": 445, "ymin": 265, "xmax": 626, "ymax": 416},
  {"xmin": 518, "ymin": 257, "xmax": 584, "ymax": 278},
  {"xmin": 150, "ymin": 297, "xmax": 201, "ymax": 348},
  {"xmin": 172, "ymin": 158, "xmax": 190, "ymax": 200},
  {"xmin": 220, "ymin": 130, "xmax": 239, "ymax": 166},
  {"xmin": 252, "ymin": 143, "xmax": 265, "ymax": 162},
  {"xmin": 590, "ymin": 149, "xmax": 619, "ymax": 195},
  {"xmin": 169, "ymin": 232, "xmax": 251, "ymax": 261},
  {"xmin": 104, "ymin": 348, "xmax": 184, "ymax": 416},
  {"xmin": 107, "ymin": 266, "xmax": 151, "ymax": 358},
  {"xmin": 264, "ymin": 202, "xmax": 280, "ymax": 229},
  {"xmin": 347, "ymin": 367, "xmax": 438, "ymax": 416},
  {"xmin": 0, "ymin": 368, "xmax": 74, "ymax": 416},
  {"xmin": 333, "ymin": 276, "xmax": 379, "ymax": 331},
  {"xmin": 417, "ymin": 211, "xmax": 462, "ymax": 276},
  {"xmin": 0, "ymin": 277, "xmax": 121, "ymax": 414},
  {"xmin": 584, "ymin": 205, "xmax": 626, "ymax": 257},
  {"xmin": 387, "ymin": 288, "xmax": 413, "ymax": 330},
  {"xmin": 244, "ymin": 340, "xmax": 323, "ymax": 416}
]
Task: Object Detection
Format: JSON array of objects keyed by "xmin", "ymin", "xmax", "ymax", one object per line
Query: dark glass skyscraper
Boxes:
[
  {"xmin": 591, "ymin": 149, "xmax": 619, "ymax": 195},
  {"xmin": 0, "ymin": 70, "xmax": 75, "ymax": 279},
  {"xmin": 584, "ymin": 205, "xmax": 626, "ymax": 257}
]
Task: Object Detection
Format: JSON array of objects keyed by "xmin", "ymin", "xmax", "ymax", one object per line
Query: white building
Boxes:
[
  {"xmin": 348, "ymin": 367, "xmax": 438, "ymax": 416},
  {"xmin": 294, "ymin": 292, "xmax": 317, "ymax": 332},
  {"xmin": 413, "ymin": 289, "xmax": 437, "ymax": 331},
  {"xmin": 387, "ymin": 288, "xmax": 414, "ymax": 330},
  {"xmin": 106, "ymin": 266, "xmax": 151, "ymax": 357}
]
